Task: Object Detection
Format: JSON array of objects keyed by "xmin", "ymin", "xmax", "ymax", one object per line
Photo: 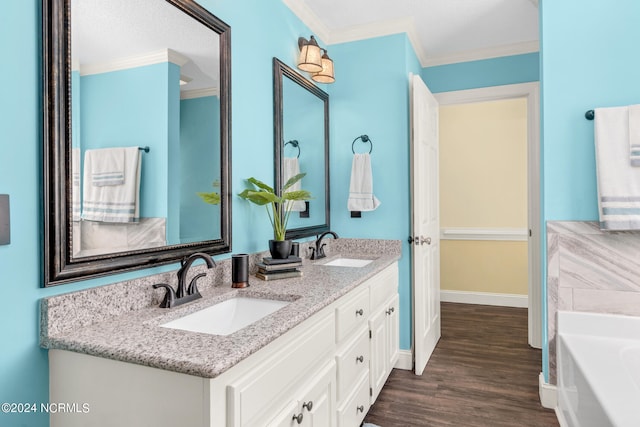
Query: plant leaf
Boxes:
[
  {"xmin": 247, "ymin": 177, "xmax": 274, "ymax": 193},
  {"xmin": 238, "ymin": 189, "xmax": 280, "ymax": 205},
  {"xmin": 283, "ymin": 172, "xmax": 306, "ymax": 191},
  {"xmin": 283, "ymin": 190, "xmax": 312, "ymax": 201},
  {"xmin": 197, "ymin": 191, "xmax": 221, "ymax": 205}
]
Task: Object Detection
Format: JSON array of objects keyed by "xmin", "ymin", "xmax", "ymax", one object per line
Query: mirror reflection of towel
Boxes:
[
  {"xmin": 72, "ymin": 147, "xmax": 81, "ymax": 222},
  {"xmin": 82, "ymin": 147, "xmax": 141, "ymax": 223},
  {"xmin": 284, "ymin": 157, "xmax": 305, "ymax": 212},
  {"xmin": 348, "ymin": 153, "xmax": 380, "ymax": 212}
]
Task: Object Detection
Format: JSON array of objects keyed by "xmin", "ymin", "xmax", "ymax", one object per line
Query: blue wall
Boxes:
[
  {"xmin": 328, "ymin": 33, "xmax": 422, "ymax": 349},
  {"xmin": 80, "ymin": 63, "xmax": 179, "ymax": 228},
  {"xmin": 423, "ymin": 52, "xmax": 539, "ymax": 93},
  {"xmin": 180, "ymin": 95, "xmax": 221, "ymax": 242},
  {"xmin": 539, "ymin": 0, "xmax": 640, "ymax": 380}
]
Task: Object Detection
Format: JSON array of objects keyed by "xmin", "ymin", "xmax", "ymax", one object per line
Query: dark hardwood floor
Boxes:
[{"xmin": 364, "ymin": 302, "xmax": 558, "ymax": 427}]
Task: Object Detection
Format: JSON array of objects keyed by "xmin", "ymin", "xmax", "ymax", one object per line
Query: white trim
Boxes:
[
  {"xmin": 424, "ymin": 41, "xmax": 539, "ymax": 67},
  {"xmin": 80, "ymin": 49, "xmax": 189, "ymax": 76},
  {"xmin": 180, "ymin": 88, "xmax": 219, "ymax": 100},
  {"xmin": 434, "ymin": 82, "xmax": 541, "ymax": 349},
  {"xmin": 555, "ymin": 407, "xmax": 568, "ymax": 427},
  {"xmin": 282, "ymin": 0, "xmax": 537, "ymax": 67},
  {"xmin": 440, "ymin": 227, "xmax": 528, "ymax": 242},
  {"xmin": 441, "ymin": 290, "xmax": 528, "ymax": 308},
  {"xmin": 394, "ymin": 350, "xmax": 413, "ymax": 370},
  {"xmin": 539, "ymin": 373, "xmax": 558, "ymax": 409},
  {"xmin": 281, "ymin": 0, "xmax": 331, "ymax": 44}
]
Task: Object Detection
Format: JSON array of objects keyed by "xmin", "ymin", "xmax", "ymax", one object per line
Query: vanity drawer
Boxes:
[
  {"xmin": 335, "ymin": 287, "xmax": 369, "ymax": 343},
  {"xmin": 335, "ymin": 325, "xmax": 369, "ymax": 403},
  {"xmin": 337, "ymin": 373, "xmax": 370, "ymax": 427},
  {"xmin": 369, "ymin": 263, "xmax": 398, "ymax": 310},
  {"xmin": 227, "ymin": 311, "xmax": 335, "ymax": 427}
]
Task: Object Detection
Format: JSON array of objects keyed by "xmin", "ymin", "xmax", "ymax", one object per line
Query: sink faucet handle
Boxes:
[
  {"xmin": 188, "ymin": 273, "xmax": 206, "ymax": 296},
  {"xmin": 152, "ymin": 283, "xmax": 177, "ymax": 308}
]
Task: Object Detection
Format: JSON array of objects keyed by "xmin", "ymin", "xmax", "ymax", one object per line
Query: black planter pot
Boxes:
[{"xmin": 269, "ymin": 239, "xmax": 292, "ymax": 259}]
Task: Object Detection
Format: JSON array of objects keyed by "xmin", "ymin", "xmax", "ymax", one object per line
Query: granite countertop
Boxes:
[{"xmin": 41, "ymin": 240, "xmax": 400, "ymax": 379}]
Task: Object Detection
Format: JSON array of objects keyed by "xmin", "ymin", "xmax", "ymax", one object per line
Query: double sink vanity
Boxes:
[{"xmin": 41, "ymin": 239, "xmax": 401, "ymax": 427}]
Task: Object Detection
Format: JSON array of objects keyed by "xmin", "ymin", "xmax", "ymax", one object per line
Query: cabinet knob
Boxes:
[
  {"xmin": 386, "ymin": 307, "xmax": 395, "ymax": 315},
  {"xmin": 355, "ymin": 308, "xmax": 364, "ymax": 316},
  {"xmin": 303, "ymin": 401, "xmax": 313, "ymax": 411},
  {"xmin": 292, "ymin": 413, "xmax": 303, "ymax": 424},
  {"xmin": 357, "ymin": 405, "xmax": 365, "ymax": 413},
  {"xmin": 356, "ymin": 355, "xmax": 364, "ymax": 363}
]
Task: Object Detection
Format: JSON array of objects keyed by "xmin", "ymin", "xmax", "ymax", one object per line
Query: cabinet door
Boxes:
[
  {"xmin": 369, "ymin": 308, "xmax": 387, "ymax": 404},
  {"xmin": 267, "ymin": 400, "xmax": 300, "ymax": 427},
  {"xmin": 300, "ymin": 361, "xmax": 336, "ymax": 427},
  {"xmin": 386, "ymin": 294, "xmax": 400, "ymax": 371},
  {"xmin": 267, "ymin": 361, "xmax": 336, "ymax": 427}
]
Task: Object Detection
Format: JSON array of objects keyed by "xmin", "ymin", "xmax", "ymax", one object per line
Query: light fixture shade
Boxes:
[
  {"xmin": 312, "ymin": 50, "xmax": 335, "ymax": 84},
  {"xmin": 297, "ymin": 36, "xmax": 323, "ymax": 73}
]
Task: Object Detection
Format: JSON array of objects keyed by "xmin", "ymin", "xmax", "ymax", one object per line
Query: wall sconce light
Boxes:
[
  {"xmin": 312, "ymin": 49, "xmax": 335, "ymax": 84},
  {"xmin": 297, "ymin": 36, "xmax": 322, "ymax": 73},
  {"xmin": 297, "ymin": 35, "xmax": 335, "ymax": 84}
]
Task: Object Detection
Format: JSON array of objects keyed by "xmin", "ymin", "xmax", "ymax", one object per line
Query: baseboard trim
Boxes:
[
  {"xmin": 394, "ymin": 350, "xmax": 413, "ymax": 370},
  {"xmin": 539, "ymin": 372, "xmax": 557, "ymax": 409},
  {"xmin": 441, "ymin": 290, "xmax": 528, "ymax": 308}
]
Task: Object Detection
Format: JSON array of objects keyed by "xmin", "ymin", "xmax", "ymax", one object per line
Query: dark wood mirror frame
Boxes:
[
  {"xmin": 43, "ymin": 0, "xmax": 232, "ymax": 286},
  {"xmin": 273, "ymin": 58, "xmax": 330, "ymax": 240}
]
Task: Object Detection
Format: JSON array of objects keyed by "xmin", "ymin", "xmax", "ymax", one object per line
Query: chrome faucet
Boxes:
[
  {"xmin": 153, "ymin": 252, "xmax": 216, "ymax": 308},
  {"xmin": 310, "ymin": 231, "xmax": 339, "ymax": 260}
]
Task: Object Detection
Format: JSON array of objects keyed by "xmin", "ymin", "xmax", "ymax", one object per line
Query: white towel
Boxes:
[
  {"xmin": 89, "ymin": 147, "xmax": 125, "ymax": 186},
  {"xmin": 628, "ymin": 105, "xmax": 640, "ymax": 166},
  {"xmin": 71, "ymin": 147, "xmax": 81, "ymax": 222},
  {"xmin": 594, "ymin": 105, "xmax": 640, "ymax": 230},
  {"xmin": 81, "ymin": 147, "xmax": 141, "ymax": 223},
  {"xmin": 348, "ymin": 153, "xmax": 381, "ymax": 211},
  {"xmin": 283, "ymin": 157, "xmax": 305, "ymax": 212}
]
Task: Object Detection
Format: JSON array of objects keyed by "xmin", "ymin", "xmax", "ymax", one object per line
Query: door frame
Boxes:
[{"xmin": 433, "ymin": 82, "xmax": 541, "ymax": 349}]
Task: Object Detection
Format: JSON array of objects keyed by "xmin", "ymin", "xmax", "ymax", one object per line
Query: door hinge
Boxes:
[
  {"xmin": 370, "ymin": 387, "xmax": 373, "ymax": 397},
  {"xmin": 529, "ymin": 229, "xmax": 532, "ymax": 237},
  {"xmin": 369, "ymin": 330, "xmax": 372, "ymax": 339}
]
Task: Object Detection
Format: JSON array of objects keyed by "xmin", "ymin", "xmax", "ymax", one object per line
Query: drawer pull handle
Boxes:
[
  {"xmin": 303, "ymin": 401, "xmax": 313, "ymax": 411},
  {"xmin": 356, "ymin": 355, "xmax": 364, "ymax": 363},
  {"xmin": 292, "ymin": 413, "xmax": 303, "ymax": 424},
  {"xmin": 386, "ymin": 307, "xmax": 395, "ymax": 315},
  {"xmin": 357, "ymin": 405, "xmax": 365, "ymax": 413},
  {"xmin": 356, "ymin": 308, "xmax": 364, "ymax": 316}
]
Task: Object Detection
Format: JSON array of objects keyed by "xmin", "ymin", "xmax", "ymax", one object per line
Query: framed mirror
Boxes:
[
  {"xmin": 43, "ymin": 0, "xmax": 231, "ymax": 286},
  {"xmin": 273, "ymin": 58, "xmax": 330, "ymax": 240}
]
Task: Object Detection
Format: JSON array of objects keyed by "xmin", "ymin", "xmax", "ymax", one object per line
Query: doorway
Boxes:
[{"xmin": 434, "ymin": 83, "xmax": 541, "ymax": 348}]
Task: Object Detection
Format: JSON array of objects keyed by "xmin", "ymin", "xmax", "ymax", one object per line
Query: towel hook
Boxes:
[
  {"xmin": 352, "ymin": 135, "xmax": 373, "ymax": 154},
  {"xmin": 585, "ymin": 110, "xmax": 595, "ymax": 120},
  {"xmin": 285, "ymin": 140, "xmax": 301, "ymax": 158}
]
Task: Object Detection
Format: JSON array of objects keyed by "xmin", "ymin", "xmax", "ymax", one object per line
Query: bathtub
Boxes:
[{"xmin": 556, "ymin": 311, "xmax": 640, "ymax": 427}]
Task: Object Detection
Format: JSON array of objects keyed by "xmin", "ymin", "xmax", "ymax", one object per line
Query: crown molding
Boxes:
[
  {"xmin": 180, "ymin": 87, "xmax": 219, "ymax": 100},
  {"xmin": 281, "ymin": 0, "xmax": 331, "ymax": 44},
  {"xmin": 80, "ymin": 48, "xmax": 189, "ymax": 76},
  {"xmin": 423, "ymin": 40, "xmax": 539, "ymax": 67},
  {"xmin": 282, "ymin": 0, "xmax": 538, "ymax": 68}
]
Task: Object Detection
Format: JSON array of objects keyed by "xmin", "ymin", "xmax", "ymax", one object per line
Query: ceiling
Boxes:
[
  {"xmin": 283, "ymin": 0, "xmax": 539, "ymax": 67},
  {"xmin": 71, "ymin": 0, "xmax": 220, "ymax": 94}
]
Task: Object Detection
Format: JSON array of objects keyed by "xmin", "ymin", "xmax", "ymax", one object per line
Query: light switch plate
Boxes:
[{"xmin": 0, "ymin": 194, "xmax": 10, "ymax": 245}]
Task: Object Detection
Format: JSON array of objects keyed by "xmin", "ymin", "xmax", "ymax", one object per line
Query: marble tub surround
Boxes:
[
  {"xmin": 546, "ymin": 221, "xmax": 640, "ymax": 383},
  {"xmin": 41, "ymin": 239, "xmax": 400, "ymax": 378}
]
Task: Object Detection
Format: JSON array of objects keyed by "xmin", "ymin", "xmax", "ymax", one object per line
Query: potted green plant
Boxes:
[{"xmin": 238, "ymin": 173, "xmax": 311, "ymax": 259}]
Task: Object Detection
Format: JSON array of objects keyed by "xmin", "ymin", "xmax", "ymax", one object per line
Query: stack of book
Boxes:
[{"xmin": 255, "ymin": 256, "xmax": 303, "ymax": 281}]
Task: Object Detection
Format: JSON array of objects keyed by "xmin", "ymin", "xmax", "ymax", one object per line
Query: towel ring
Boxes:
[
  {"xmin": 352, "ymin": 135, "xmax": 373, "ymax": 154},
  {"xmin": 285, "ymin": 140, "xmax": 301, "ymax": 158}
]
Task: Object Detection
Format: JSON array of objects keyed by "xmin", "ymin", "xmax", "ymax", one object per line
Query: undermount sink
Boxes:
[
  {"xmin": 321, "ymin": 258, "xmax": 373, "ymax": 268},
  {"xmin": 160, "ymin": 297, "xmax": 290, "ymax": 336}
]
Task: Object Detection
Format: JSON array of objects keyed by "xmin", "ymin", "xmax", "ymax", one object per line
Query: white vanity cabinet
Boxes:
[{"xmin": 49, "ymin": 261, "xmax": 399, "ymax": 427}]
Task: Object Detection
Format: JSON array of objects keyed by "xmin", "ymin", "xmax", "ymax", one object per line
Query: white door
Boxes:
[{"xmin": 410, "ymin": 73, "xmax": 441, "ymax": 375}]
